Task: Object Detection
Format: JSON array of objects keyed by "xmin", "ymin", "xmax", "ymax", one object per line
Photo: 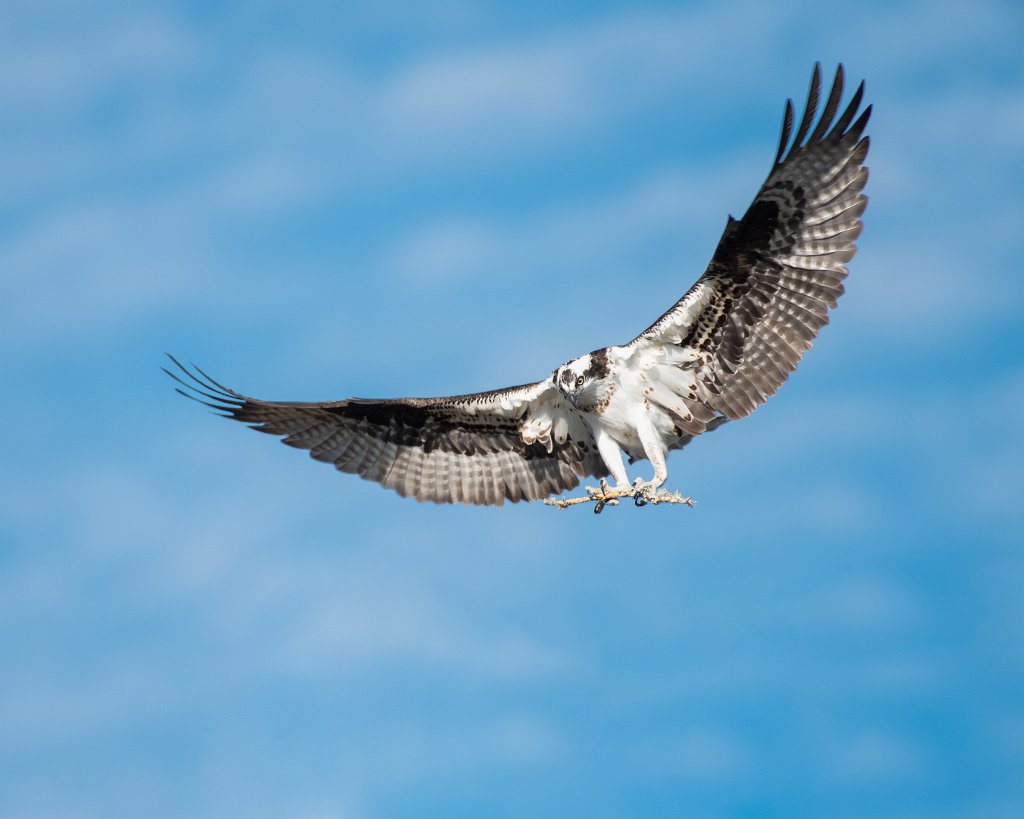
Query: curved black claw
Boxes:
[
  {"xmin": 594, "ymin": 501, "xmax": 606, "ymax": 515},
  {"xmin": 631, "ymin": 477, "xmax": 652, "ymax": 506}
]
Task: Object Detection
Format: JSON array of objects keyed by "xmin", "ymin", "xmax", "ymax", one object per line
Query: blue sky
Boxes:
[{"xmin": 2, "ymin": 1, "xmax": 1023, "ymax": 817}]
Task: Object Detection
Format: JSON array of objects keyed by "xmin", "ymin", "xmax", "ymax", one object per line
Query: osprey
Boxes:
[{"xmin": 168, "ymin": 64, "xmax": 870, "ymax": 507}]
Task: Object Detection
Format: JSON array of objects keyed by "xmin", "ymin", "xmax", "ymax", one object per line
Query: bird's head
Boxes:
[{"xmin": 553, "ymin": 348, "xmax": 612, "ymax": 412}]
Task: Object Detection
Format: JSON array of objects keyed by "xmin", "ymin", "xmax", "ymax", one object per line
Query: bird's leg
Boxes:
[
  {"xmin": 592, "ymin": 428, "xmax": 630, "ymax": 491},
  {"xmin": 575, "ymin": 429, "xmax": 628, "ymax": 512},
  {"xmin": 545, "ymin": 420, "xmax": 693, "ymax": 511},
  {"xmin": 632, "ymin": 409, "xmax": 669, "ymax": 504}
]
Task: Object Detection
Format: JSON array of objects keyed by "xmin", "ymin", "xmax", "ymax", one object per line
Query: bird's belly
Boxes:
[
  {"xmin": 593, "ymin": 394, "xmax": 647, "ymax": 458},
  {"xmin": 593, "ymin": 390, "xmax": 680, "ymax": 461}
]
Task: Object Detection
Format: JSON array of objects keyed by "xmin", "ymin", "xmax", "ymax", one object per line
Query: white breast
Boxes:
[
  {"xmin": 587, "ymin": 353, "xmax": 678, "ymax": 460},
  {"xmin": 589, "ymin": 346, "xmax": 692, "ymax": 460}
]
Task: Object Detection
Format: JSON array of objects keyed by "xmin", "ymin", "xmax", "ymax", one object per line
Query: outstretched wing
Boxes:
[
  {"xmin": 626, "ymin": 63, "xmax": 870, "ymax": 429},
  {"xmin": 166, "ymin": 357, "xmax": 606, "ymax": 506}
]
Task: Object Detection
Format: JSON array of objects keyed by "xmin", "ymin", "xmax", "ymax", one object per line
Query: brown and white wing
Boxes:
[
  {"xmin": 625, "ymin": 64, "xmax": 870, "ymax": 431},
  {"xmin": 166, "ymin": 357, "xmax": 606, "ymax": 506}
]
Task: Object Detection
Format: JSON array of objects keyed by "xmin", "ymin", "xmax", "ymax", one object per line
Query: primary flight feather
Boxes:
[{"xmin": 168, "ymin": 64, "xmax": 870, "ymax": 507}]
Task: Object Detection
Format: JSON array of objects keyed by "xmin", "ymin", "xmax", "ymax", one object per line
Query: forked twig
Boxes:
[{"xmin": 544, "ymin": 483, "xmax": 695, "ymax": 514}]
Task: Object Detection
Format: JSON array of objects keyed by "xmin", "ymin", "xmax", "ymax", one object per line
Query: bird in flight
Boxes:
[{"xmin": 168, "ymin": 64, "xmax": 870, "ymax": 508}]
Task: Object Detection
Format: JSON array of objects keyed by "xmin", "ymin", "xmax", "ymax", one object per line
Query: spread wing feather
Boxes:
[
  {"xmin": 165, "ymin": 357, "xmax": 605, "ymax": 506},
  {"xmin": 629, "ymin": 63, "xmax": 870, "ymax": 427}
]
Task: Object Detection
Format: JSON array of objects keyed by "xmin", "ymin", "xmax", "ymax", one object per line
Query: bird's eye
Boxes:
[{"xmin": 575, "ymin": 375, "xmax": 586, "ymax": 388}]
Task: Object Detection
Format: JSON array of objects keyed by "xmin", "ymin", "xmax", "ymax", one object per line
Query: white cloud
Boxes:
[
  {"xmin": 385, "ymin": 162, "xmax": 748, "ymax": 285},
  {"xmin": 332, "ymin": 711, "xmax": 563, "ymax": 801},
  {"xmin": 9, "ymin": 0, "xmax": 1019, "ymax": 357},
  {"xmin": 0, "ymin": 10, "xmax": 199, "ymax": 115},
  {"xmin": 673, "ymin": 729, "xmax": 750, "ymax": 780},
  {"xmin": 374, "ymin": 2, "xmax": 785, "ymax": 154},
  {"xmin": 824, "ymin": 576, "xmax": 922, "ymax": 630},
  {"xmin": 843, "ymin": 0, "xmax": 1017, "ymax": 75},
  {"xmin": 0, "ymin": 641, "xmax": 184, "ymax": 750},
  {"xmin": 4, "ymin": 3, "xmax": 772, "ymax": 352},
  {"xmin": 0, "ymin": 436, "xmax": 579, "ymax": 753},
  {"xmin": 857, "ymin": 656, "xmax": 943, "ymax": 691},
  {"xmin": 390, "ymin": 219, "xmax": 502, "ymax": 285},
  {"xmin": 830, "ymin": 730, "xmax": 926, "ymax": 782},
  {"xmin": 0, "ymin": 197, "xmax": 210, "ymax": 350},
  {"xmin": 277, "ymin": 567, "xmax": 576, "ymax": 681}
]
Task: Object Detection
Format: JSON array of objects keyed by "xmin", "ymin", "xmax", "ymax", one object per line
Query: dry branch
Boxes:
[{"xmin": 544, "ymin": 484, "xmax": 694, "ymax": 514}]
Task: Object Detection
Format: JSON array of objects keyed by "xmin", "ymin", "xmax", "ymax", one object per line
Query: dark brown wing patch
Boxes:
[{"xmin": 632, "ymin": 63, "xmax": 870, "ymax": 425}]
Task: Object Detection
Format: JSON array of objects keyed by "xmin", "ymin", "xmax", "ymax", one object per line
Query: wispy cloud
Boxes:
[
  {"xmin": 830, "ymin": 730, "xmax": 927, "ymax": 782},
  {"xmin": 3, "ymin": 3, "xmax": 1023, "ymax": 818},
  {"xmin": 672, "ymin": 729, "xmax": 751, "ymax": 780},
  {"xmin": 385, "ymin": 160, "xmax": 757, "ymax": 284},
  {"xmin": 0, "ymin": 9, "xmax": 198, "ymax": 114},
  {"xmin": 7, "ymin": 0, "xmax": 1020, "ymax": 357}
]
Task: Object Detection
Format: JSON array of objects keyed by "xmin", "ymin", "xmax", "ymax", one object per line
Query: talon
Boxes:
[
  {"xmin": 630, "ymin": 478, "xmax": 651, "ymax": 497},
  {"xmin": 634, "ymin": 494, "xmax": 648, "ymax": 507},
  {"xmin": 594, "ymin": 500, "xmax": 605, "ymax": 514}
]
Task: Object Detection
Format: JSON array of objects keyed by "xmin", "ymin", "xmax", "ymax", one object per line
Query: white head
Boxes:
[{"xmin": 553, "ymin": 348, "xmax": 612, "ymax": 412}]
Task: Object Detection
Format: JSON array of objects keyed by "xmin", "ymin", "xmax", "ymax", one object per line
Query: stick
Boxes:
[{"xmin": 544, "ymin": 486, "xmax": 695, "ymax": 514}]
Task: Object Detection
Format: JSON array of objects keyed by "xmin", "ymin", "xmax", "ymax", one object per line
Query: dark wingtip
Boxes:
[
  {"xmin": 172, "ymin": 385, "xmax": 221, "ymax": 410},
  {"xmin": 832, "ymin": 78, "xmax": 866, "ymax": 138},
  {"xmin": 851, "ymin": 103, "xmax": 872, "ymax": 139},
  {"xmin": 790, "ymin": 63, "xmax": 822, "ymax": 151},
  {"xmin": 774, "ymin": 98, "xmax": 795, "ymax": 166},
  {"xmin": 164, "ymin": 352, "xmax": 187, "ymax": 373},
  {"xmin": 809, "ymin": 64, "xmax": 844, "ymax": 144},
  {"xmin": 165, "ymin": 354, "xmax": 244, "ymax": 414},
  {"xmin": 776, "ymin": 65, "xmax": 868, "ymax": 165}
]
